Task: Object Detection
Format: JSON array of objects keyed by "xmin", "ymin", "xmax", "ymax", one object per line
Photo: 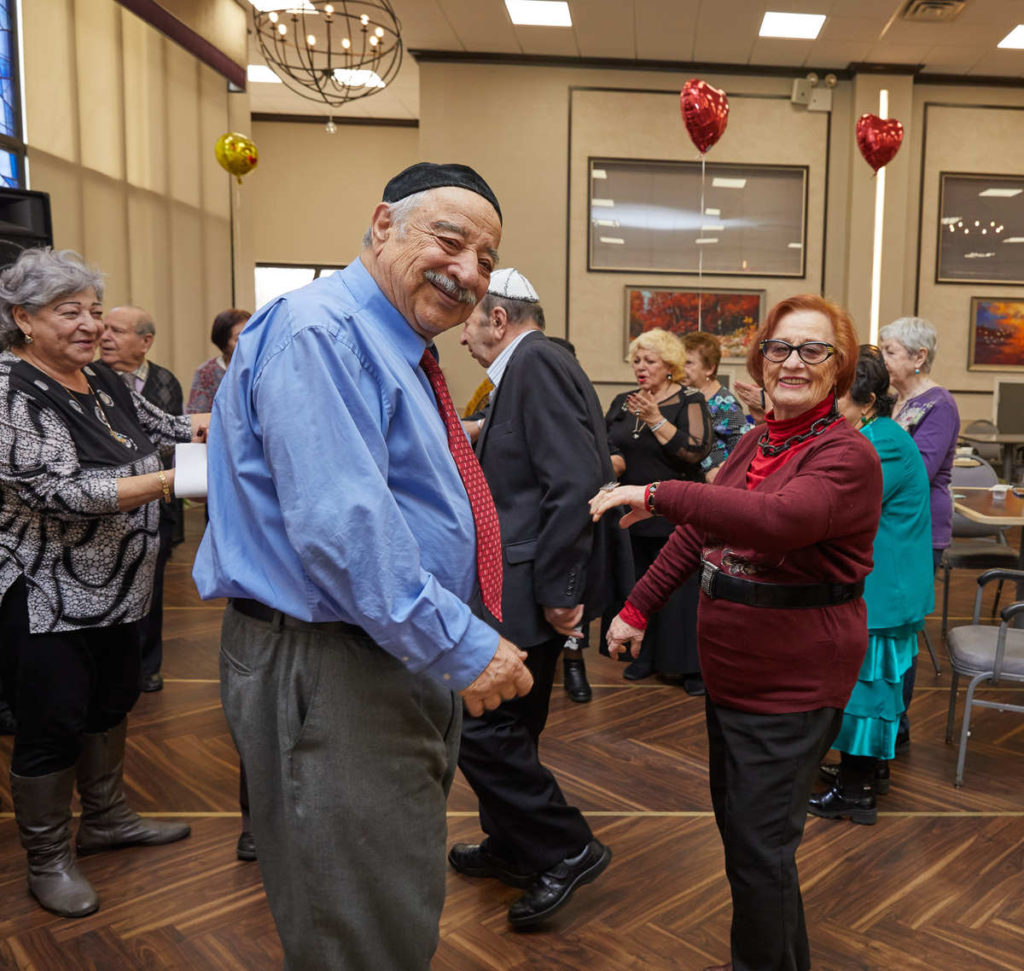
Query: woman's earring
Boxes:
[
  {"xmin": 23, "ymin": 333, "xmax": 32, "ymax": 344},
  {"xmin": 914, "ymin": 367, "xmax": 920, "ymax": 374}
]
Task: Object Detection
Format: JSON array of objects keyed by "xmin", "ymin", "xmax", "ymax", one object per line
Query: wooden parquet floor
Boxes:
[{"xmin": 1, "ymin": 507, "xmax": 1023, "ymax": 969}]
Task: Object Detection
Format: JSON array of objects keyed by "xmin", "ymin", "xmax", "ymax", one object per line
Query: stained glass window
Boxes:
[
  {"xmin": 0, "ymin": 0, "xmax": 23, "ymax": 188},
  {"xmin": 0, "ymin": 1, "xmax": 15, "ymax": 139}
]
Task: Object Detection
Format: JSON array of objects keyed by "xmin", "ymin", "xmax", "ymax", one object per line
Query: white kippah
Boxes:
[{"xmin": 487, "ymin": 267, "xmax": 539, "ymax": 303}]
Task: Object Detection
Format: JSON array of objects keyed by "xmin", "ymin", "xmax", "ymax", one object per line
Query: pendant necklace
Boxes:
[{"xmin": 627, "ymin": 384, "xmax": 679, "ymax": 439}]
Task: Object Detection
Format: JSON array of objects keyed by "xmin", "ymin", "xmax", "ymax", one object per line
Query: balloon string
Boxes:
[{"xmin": 698, "ymin": 153, "xmax": 705, "ymax": 331}]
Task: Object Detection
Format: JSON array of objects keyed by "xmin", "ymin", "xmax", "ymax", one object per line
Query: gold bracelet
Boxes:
[{"xmin": 156, "ymin": 470, "xmax": 172, "ymax": 503}]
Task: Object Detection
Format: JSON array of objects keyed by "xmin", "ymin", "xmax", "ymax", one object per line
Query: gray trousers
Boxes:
[{"xmin": 220, "ymin": 605, "xmax": 461, "ymax": 971}]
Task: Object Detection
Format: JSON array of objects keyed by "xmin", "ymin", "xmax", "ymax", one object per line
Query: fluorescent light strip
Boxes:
[
  {"xmin": 998, "ymin": 25, "xmax": 1024, "ymax": 49},
  {"xmin": 869, "ymin": 89, "xmax": 888, "ymax": 344},
  {"xmin": 759, "ymin": 11, "xmax": 826, "ymax": 40},
  {"xmin": 247, "ymin": 65, "xmax": 282, "ymax": 83},
  {"xmin": 591, "ymin": 169, "xmax": 607, "ymax": 179},
  {"xmin": 592, "ymin": 199, "xmax": 615, "ymax": 208},
  {"xmin": 979, "ymin": 188, "xmax": 1022, "ymax": 197},
  {"xmin": 1003, "ymin": 237, "xmax": 1024, "ymax": 243},
  {"xmin": 594, "ymin": 219, "xmax": 619, "ymax": 227},
  {"xmin": 712, "ymin": 177, "xmax": 746, "ymax": 189},
  {"xmin": 695, "ymin": 238, "xmax": 719, "ymax": 245},
  {"xmin": 505, "ymin": 0, "xmax": 572, "ymax": 27},
  {"xmin": 788, "ymin": 242, "xmax": 803, "ymax": 249},
  {"xmin": 704, "ymin": 208, "xmax": 721, "ymax": 216},
  {"xmin": 701, "ymin": 222, "xmax": 725, "ymax": 231},
  {"xmin": 599, "ymin": 236, "xmax": 625, "ymax": 245}
]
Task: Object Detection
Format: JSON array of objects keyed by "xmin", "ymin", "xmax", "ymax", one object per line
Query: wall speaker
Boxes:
[{"xmin": 0, "ymin": 188, "xmax": 52, "ymax": 268}]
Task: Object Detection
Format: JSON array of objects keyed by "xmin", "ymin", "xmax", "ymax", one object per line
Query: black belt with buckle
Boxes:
[
  {"xmin": 230, "ymin": 598, "xmax": 368, "ymax": 637},
  {"xmin": 699, "ymin": 560, "xmax": 863, "ymax": 610}
]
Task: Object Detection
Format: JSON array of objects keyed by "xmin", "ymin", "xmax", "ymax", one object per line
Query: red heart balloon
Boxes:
[
  {"xmin": 856, "ymin": 114, "xmax": 904, "ymax": 172},
  {"xmin": 680, "ymin": 79, "xmax": 729, "ymax": 155}
]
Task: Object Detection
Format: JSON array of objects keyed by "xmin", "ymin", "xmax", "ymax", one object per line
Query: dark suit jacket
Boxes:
[{"xmin": 475, "ymin": 331, "xmax": 630, "ymax": 649}]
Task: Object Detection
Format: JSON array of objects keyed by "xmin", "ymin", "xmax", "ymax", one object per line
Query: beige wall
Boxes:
[
  {"xmin": 236, "ymin": 60, "xmax": 1024, "ymax": 423},
  {"xmin": 247, "ymin": 120, "xmax": 420, "ymax": 270},
  {"xmin": 22, "ymin": 0, "xmax": 242, "ymax": 389}
]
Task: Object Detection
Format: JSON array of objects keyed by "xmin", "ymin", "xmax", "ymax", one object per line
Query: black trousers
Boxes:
[
  {"xmin": 706, "ymin": 698, "xmax": 843, "ymax": 971},
  {"xmin": 0, "ymin": 577, "xmax": 140, "ymax": 776},
  {"xmin": 458, "ymin": 632, "xmax": 593, "ymax": 874},
  {"xmin": 138, "ymin": 516, "xmax": 175, "ymax": 680}
]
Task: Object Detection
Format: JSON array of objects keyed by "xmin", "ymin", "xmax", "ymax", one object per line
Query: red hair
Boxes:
[{"xmin": 745, "ymin": 294, "xmax": 860, "ymax": 398}]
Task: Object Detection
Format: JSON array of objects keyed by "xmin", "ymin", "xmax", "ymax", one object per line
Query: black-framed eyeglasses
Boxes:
[{"xmin": 759, "ymin": 339, "xmax": 836, "ymax": 365}]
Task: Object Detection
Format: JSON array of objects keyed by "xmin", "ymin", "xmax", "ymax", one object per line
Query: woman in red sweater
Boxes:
[{"xmin": 591, "ymin": 295, "xmax": 882, "ymax": 971}]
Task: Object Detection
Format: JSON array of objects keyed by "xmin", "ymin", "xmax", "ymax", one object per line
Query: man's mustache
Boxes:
[{"xmin": 424, "ymin": 270, "xmax": 476, "ymax": 305}]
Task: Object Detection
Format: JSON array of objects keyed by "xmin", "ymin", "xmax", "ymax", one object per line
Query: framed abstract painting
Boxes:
[
  {"xmin": 625, "ymin": 286, "xmax": 764, "ymax": 361},
  {"xmin": 968, "ymin": 297, "xmax": 1024, "ymax": 371}
]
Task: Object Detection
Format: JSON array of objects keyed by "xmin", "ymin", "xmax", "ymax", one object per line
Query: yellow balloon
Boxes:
[{"xmin": 214, "ymin": 132, "xmax": 259, "ymax": 184}]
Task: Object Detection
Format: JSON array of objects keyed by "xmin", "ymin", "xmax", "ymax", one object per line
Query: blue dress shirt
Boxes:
[{"xmin": 193, "ymin": 258, "xmax": 499, "ymax": 689}]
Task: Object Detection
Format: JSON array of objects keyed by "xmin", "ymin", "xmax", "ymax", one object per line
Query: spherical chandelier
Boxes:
[{"xmin": 252, "ymin": 1, "xmax": 403, "ymax": 111}]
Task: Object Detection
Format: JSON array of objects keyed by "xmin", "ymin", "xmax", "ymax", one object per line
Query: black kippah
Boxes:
[{"xmin": 382, "ymin": 162, "xmax": 502, "ymax": 224}]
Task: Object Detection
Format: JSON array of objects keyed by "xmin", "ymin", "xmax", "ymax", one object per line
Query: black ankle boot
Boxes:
[
  {"xmin": 808, "ymin": 777, "xmax": 877, "ymax": 825},
  {"xmin": 563, "ymin": 652, "xmax": 592, "ymax": 703},
  {"xmin": 819, "ymin": 759, "xmax": 890, "ymax": 795}
]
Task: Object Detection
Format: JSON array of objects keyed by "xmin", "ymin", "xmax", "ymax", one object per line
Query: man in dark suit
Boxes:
[
  {"xmin": 449, "ymin": 268, "xmax": 624, "ymax": 927},
  {"xmin": 99, "ymin": 306, "xmax": 183, "ymax": 693}
]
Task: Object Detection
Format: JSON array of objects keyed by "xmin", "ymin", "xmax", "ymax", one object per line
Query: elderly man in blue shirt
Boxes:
[{"xmin": 193, "ymin": 163, "xmax": 533, "ymax": 970}]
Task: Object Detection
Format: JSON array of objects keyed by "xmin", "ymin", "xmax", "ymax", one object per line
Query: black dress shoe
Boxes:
[
  {"xmin": 236, "ymin": 830, "xmax": 257, "ymax": 861},
  {"xmin": 808, "ymin": 783, "xmax": 877, "ymax": 825},
  {"xmin": 140, "ymin": 672, "xmax": 163, "ymax": 693},
  {"xmin": 563, "ymin": 655, "xmax": 592, "ymax": 703},
  {"xmin": 623, "ymin": 660, "xmax": 653, "ymax": 681},
  {"xmin": 507, "ymin": 839, "xmax": 612, "ymax": 927},
  {"xmin": 819, "ymin": 759, "xmax": 890, "ymax": 794},
  {"xmin": 683, "ymin": 674, "xmax": 706, "ymax": 697},
  {"xmin": 448, "ymin": 842, "xmax": 536, "ymax": 888}
]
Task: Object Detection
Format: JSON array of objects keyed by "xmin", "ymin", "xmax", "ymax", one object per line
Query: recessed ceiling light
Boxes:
[
  {"xmin": 599, "ymin": 236, "xmax": 625, "ymax": 245},
  {"xmin": 701, "ymin": 223, "xmax": 725, "ymax": 231},
  {"xmin": 247, "ymin": 65, "xmax": 282, "ymax": 83},
  {"xmin": 592, "ymin": 198, "xmax": 615, "ymax": 208},
  {"xmin": 333, "ymin": 68, "xmax": 386, "ymax": 88},
  {"xmin": 249, "ymin": 0, "xmax": 315, "ymax": 10},
  {"xmin": 1003, "ymin": 237, "xmax": 1024, "ymax": 243},
  {"xmin": 979, "ymin": 187, "xmax": 1022, "ymax": 197},
  {"xmin": 711, "ymin": 177, "xmax": 746, "ymax": 189},
  {"xmin": 594, "ymin": 219, "xmax": 619, "ymax": 227},
  {"xmin": 591, "ymin": 169, "xmax": 607, "ymax": 179},
  {"xmin": 759, "ymin": 12, "xmax": 826, "ymax": 40},
  {"xmin": 695, "ymin": 238, "xmax": 719, "ymax": 245},
  {"xmin": 788, "ymin": 242, "xmax": 803, "ymax": 249},
  {"xmin": 940, "ymin": 216, "xmax": 961, "ymax": 225},
  {"xmin": 964, "ymin": 252, "xmax": 995, "ymax": 259},
  {"xmin": 704, "ymin": 208, "xmax": 721, "ymax": 216},
  {"xmin": 998, "ymin": 25, "xmax": 1024, "ymax": 49},
  {"xmin": 505, "ymin": 0, "xmax": 572, "ymax": 27}
]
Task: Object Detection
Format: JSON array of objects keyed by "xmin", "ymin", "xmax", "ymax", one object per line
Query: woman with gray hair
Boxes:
[
  {"xmin": 879, "ymin": 315, "xmax": 960, "ymax": 751},
  {"xmin": 0, "ymin": 248, "xmax": 209, "ymax": 918}
]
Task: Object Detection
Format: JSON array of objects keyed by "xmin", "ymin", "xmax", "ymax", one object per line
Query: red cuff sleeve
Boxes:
[{"xmin": 619, "ymin": 600, "xmax": 649, "ymax": 631}]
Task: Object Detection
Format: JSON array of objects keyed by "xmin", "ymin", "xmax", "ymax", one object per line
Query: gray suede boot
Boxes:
[
  {"xmin": 75, "ymin": 720, "xmax": 190, "ymax": 855},
  {"xmin": 10, "ymin": 767, "xmax": 99, "ymax": 917}
]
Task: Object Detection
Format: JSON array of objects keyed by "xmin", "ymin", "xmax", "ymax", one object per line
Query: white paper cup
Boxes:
[{"xmin": 991, "ymin": 483, "xmax": 1009, "ymax": 502}]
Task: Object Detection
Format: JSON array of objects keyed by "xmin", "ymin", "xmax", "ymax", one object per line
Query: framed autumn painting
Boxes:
[
  {"xmin": 968, "ymin": 297, "xmax": 1024, "ymax": 371},
  {"xmin": 625, "ymin": 286, "xmax": 765, "ymax": 361}
]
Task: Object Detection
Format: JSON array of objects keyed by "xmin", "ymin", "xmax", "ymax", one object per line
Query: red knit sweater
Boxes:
[{"xmin": 627, "ymin": 415, "xmax": 883, "ymax": 713}]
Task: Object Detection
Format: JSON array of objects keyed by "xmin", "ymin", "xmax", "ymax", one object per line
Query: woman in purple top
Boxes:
[
  {"xmin": 880, "ymin": 315, "xmax": 960, "ymax": 750},
  {"xmin": 185, "ymin": 308, "xmax": 250, "ymax": 414}
]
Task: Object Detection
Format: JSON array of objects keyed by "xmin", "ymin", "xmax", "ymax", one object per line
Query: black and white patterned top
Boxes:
[{"xmin": 0, "ymin": 351, "xmax": 193, "ymax": 633}]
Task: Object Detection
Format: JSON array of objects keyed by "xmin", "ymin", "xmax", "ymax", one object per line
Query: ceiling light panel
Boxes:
[
  {"xmin": 979, "ymin": 188, "xmax": 1022, "ymax": 197},
  {"xmin": 759, "ymin": 12, "xmax": 826, "ymax": 40},
  {"xmin": 247, "ymin": 65, "xmax": 282, "ymax": 83},
  {"xmin": 997, "ymin": 25, "xmax": 1024, "ymax": 49},
  {"xmin": 505, "ymin": 0, "xmax": 572, "ymax": 28}
]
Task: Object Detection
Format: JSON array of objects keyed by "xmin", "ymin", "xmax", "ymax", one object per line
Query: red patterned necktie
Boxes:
[{"xmin": 420, "ymin": 349, "xmax": 503, "ymax": 622}]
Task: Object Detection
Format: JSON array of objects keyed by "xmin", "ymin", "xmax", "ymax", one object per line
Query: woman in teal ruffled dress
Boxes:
[{"xmin": 808, "ymin": 345, "xmax": 935, "ymax": 824}]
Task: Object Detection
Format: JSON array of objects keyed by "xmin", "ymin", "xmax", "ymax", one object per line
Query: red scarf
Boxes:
[{"xmin": 745, "ymin": 394, "xmax": 840, "ymax": 491}]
